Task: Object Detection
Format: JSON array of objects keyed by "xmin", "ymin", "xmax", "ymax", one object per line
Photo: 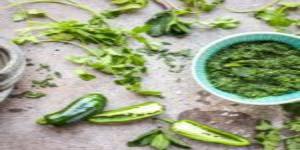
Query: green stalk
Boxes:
[
  {"xmin": 224, "ymin": 0, "xmax": 281, "ymax": 13},
  {"xmin": 0, "ymin": 0, "xmax": 98, "ymax": 16},
  {"xmin": 37, "ymin": 40, "xmax": 98, "ymax": 56}
]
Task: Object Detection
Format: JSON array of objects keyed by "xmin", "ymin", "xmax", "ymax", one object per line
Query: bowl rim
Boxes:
[{"xmin": 191, "ymin": 32, "xmax": 300, "ymax": 105}]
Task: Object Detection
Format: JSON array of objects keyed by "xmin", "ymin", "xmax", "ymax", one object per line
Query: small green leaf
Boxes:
[
  {"xmin": 75, "ymin": 69, "xmax": 96, "ymax": 81},
  {"xmin": 285, "ymin": 137, "xmax": 300, "ymax": 150},
  {"xmin": 150, "ymin": 134, "xmax": 170, "ymax": 150},
  {"xmin": 23, "ymin": 91, "xmax": 47, "ymax": 99},
  {"xmin": 127, "ymin": 129, "xmax": 161, "ymax": 147}
]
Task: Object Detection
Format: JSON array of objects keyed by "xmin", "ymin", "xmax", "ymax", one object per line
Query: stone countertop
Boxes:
[{"xmin": 0, "ymin": 0, "xmax": 297, "ymax": 150}]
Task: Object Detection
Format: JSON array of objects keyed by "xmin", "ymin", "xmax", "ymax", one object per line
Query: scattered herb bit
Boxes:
[
  {"xmin": 54, "ymin": 71, "xmax": 62, "ymax": 78},
  {"xmin": 255, "ymin": 120, "xmax": 281, "ymax": 150},
  {"xmin": 13, "ymin": 9, "xmax": 46, "ymax": 22},
  {"xmin": 206, "ymin": 41, "xmax": 300, "ymax": 98},
  {"xmin": 9, "ymin": 90, "xmax": 46, "ymax": 99},
  {"xmin": 75, "ymin": 69, "xmax": 96, "ymax": 81},
  {"xmin": 32, "ymin": 75, "xmax": 57, "ymax": 88},
  {"xmin": 282, "ymin": 102, "xmax": 300, "ymax": 116},
  {"xmin": 103, "ymin": 0, "xmax": 149, "ymax": 18},
  {"xmin": 254, "ymin": 2, "xmax": 300, "ymax": 30},
  {"xmin": 23, "ymin": 91, "xmax": 47, "ymax": 99},
  {"xmin": 145, "ymin": 10, "xmax": 239, "ymax": 37},
  {"xmin": 285, "ymin": 136, "xmax": 300, "ymax": 150},
  {"xmin": 180, "ymin": 0, "xmax": 225, "ymax": 12},
  {"xmin": 145, "ymin": 10, "xmax": 192, "ymax": 37},
  {"xmin": 36, "ymin": 63, "xmax": 51, "ymax": 72},
  {"xmin": 128, "ymin": 128, "xmax": 191, "ymax": 150}
]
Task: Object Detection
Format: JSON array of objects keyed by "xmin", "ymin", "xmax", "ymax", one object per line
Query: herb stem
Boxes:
[
  {"xmin": 0, "ymin": 0, "xmax": 99, "ymax": 16},
  {"xmin": 223, "ymin": 0, "xmax": 281, "ymax": 13},
  {"xmin": 37, "ymin": 40, "xmax": 97, "ymax": 55}
]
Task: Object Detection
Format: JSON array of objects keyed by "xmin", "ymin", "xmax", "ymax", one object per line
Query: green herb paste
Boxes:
[{"xmin": 206, "ymin": 41, "xmax": 300, "ymax": 98}]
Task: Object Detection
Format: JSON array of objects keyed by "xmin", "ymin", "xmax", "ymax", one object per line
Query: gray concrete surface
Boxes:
[{"xmin": 0, "ymin": 0, "xmax": 298, "ymax": 150}]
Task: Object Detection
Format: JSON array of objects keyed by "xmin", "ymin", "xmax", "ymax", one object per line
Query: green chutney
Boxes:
[{"xmin": 206, "ymin": 41, "xmax": 300, "ymax": 98}]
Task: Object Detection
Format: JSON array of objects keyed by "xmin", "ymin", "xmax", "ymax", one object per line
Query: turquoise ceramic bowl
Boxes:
[{"xmin": 192, "ymin": 32, "xmax": 300, "ymax": 105}]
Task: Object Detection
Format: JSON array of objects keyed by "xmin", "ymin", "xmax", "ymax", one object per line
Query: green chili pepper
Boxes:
[
  {"xmin": 170, "ymin": 120, "xmax": 251, "ymax": 146},
  {"xmin": 36, "ymin": 93, "xmax": 107, "ymax": 126},
  {"xmin": 88, "ymin": 102, "xmax": 165, "ymax": 124}
]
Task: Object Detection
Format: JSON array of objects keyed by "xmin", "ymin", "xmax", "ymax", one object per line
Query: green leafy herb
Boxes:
[
  {"xmin": 23, "ymin": 91, "xmax": 47, "ymax": 99},
  {"xmin": 145, "ymin": 10, "xmax": 192, "ymax": 37},
  {"xmin": 255, "ymin": 120, "xmax": 281, "ymax": 150},
  {"xmin": 206, "ymin": 42, "xmax": 300, "ymax": 98},
  {"xmin": 285, "ymin": 137, "xmax": 300, "ymax": 150},
  {"xmin": 13, "ymin": 9, "xmax": 46, "ymax": 22},
  {"xmin": 255, "ymin": 2, "xmax": 300, "ymax": 30},
  {"xmin": 32, "ymin": 75, "xmax": 57, "ymax": 88},
  {"xmin": 36, "ymin": 63, "xmax": 51, "ymax": 72},
  {"xmin": 180, "ymin": 0, "xmax": 225, "ymax": 12},
  {"xmin": 285, "ymin": 118, "xmax": 300, "ymax": 132},
  {"xmin": 103, "ymin": 0, "xmax": 149, "ymax": 18},
  {"xmin": 75, "ymin": 69, "xmax": 96, "ymax": 81},
  {"xmin": 128, "ymin": 128, "xmax": 191, "ymax": 150}
]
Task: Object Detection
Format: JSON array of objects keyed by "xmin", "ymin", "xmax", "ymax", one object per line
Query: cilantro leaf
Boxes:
[
  {"xmin": 255, "ymin": 120, "xmax": 281, "ymax": 150},
  {"xmin": 103, "ymin": 0, "xmax": 148, "ymax": 18},
  {"xmin": 180, "ymin": 0, "xmax": 224, "ymax": 12},
  {"xmin": 145, "ymin": 10, "xmax": 192, "ymax": 37},
  {"xmin": 255, "ymin": 2, "xmax": 300, "ymax": 30},
  {"xmin": 205, "ymin": 17, "xmax": 240, "ymax": 29},
  {"xmin": 13, "ymin": 9, "xmax": 46, "ymax": 22},
  {"xmin": 75, "ymin": 69, "xmax": 96, "ymax": 81},
  {"xmin": 285, "ymin": 118, "xmax": 300, "ymax": 132},
  {"xmin": 23, "ymin": 91, "xmax": 47, "ymax": 99}
]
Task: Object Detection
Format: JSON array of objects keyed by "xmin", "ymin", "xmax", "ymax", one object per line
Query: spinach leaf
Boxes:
[
  {"xmin": 75, "ymin": 69, "xmax": 96, "ymax": 81},
  {"xmin": 145, "ymin": 10, "xmax": 192, "ymax": 37},
  {"xmin": 103, "ymin": 0, "xmax": 148, "ymax": 18}
]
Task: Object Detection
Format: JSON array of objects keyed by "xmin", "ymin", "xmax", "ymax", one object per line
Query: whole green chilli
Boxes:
[
  {"xmin": 37, "ymin": 93, "xmax": 107, "ymax": 126},
  {"xmin": 88, "ymin": 101, "xmax": 165, "ymax": 123}
]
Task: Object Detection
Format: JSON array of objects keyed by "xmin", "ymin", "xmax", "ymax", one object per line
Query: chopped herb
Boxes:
[
  {"xmin": 145, "ymin": 10, "xmax": 192, "ymax": 37},
  {"xmin": 282, "ymin": 102, "xmax": 300, "ymax": 116},
  {"xmin": 32, "ymin": 75, "xmax": 57, "ymax": 88},
  {"xmin": 199, "ymin": 17, "xmax": 240, "ymax": 29},
  {"xmin": 103, "ymin": 0, "xmax": 149, "ymax": 18},
  {"xmin": 54, "ymin": 71, "xmax": 62, "ymax": 78},
  {"xmin": 285, "ymin": 136, "xmax": 300, "ymax": 150},
  {"xmin": 9, "ymin": 91, "xmax": 46, "ymax": 99},
  {"xmin": 36, "ymin": 63, "xmax": 51, "ymax": 72},
  {"xmin": 206, "ymin": 42, "xmax": 300, "ymax": 98},
  {"xmin": 75, "ymin": 69, "xmax": 96, "ymax": 81},
  {"xmin": 23, "ymin": 91, "xmax": 47, "ymax": 99}
]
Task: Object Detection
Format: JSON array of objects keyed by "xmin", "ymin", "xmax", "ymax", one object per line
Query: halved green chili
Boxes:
[
  {"xmin": 170, "ymin": 120, "xmax": 251, "ymax": 146},
  {"xmin": 88, "ymin": 102, "xmax": 165, "ymax": 124},
  {"xmin": 36, "ymin": 93, "xmax": 107, "ymax": 126}
]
